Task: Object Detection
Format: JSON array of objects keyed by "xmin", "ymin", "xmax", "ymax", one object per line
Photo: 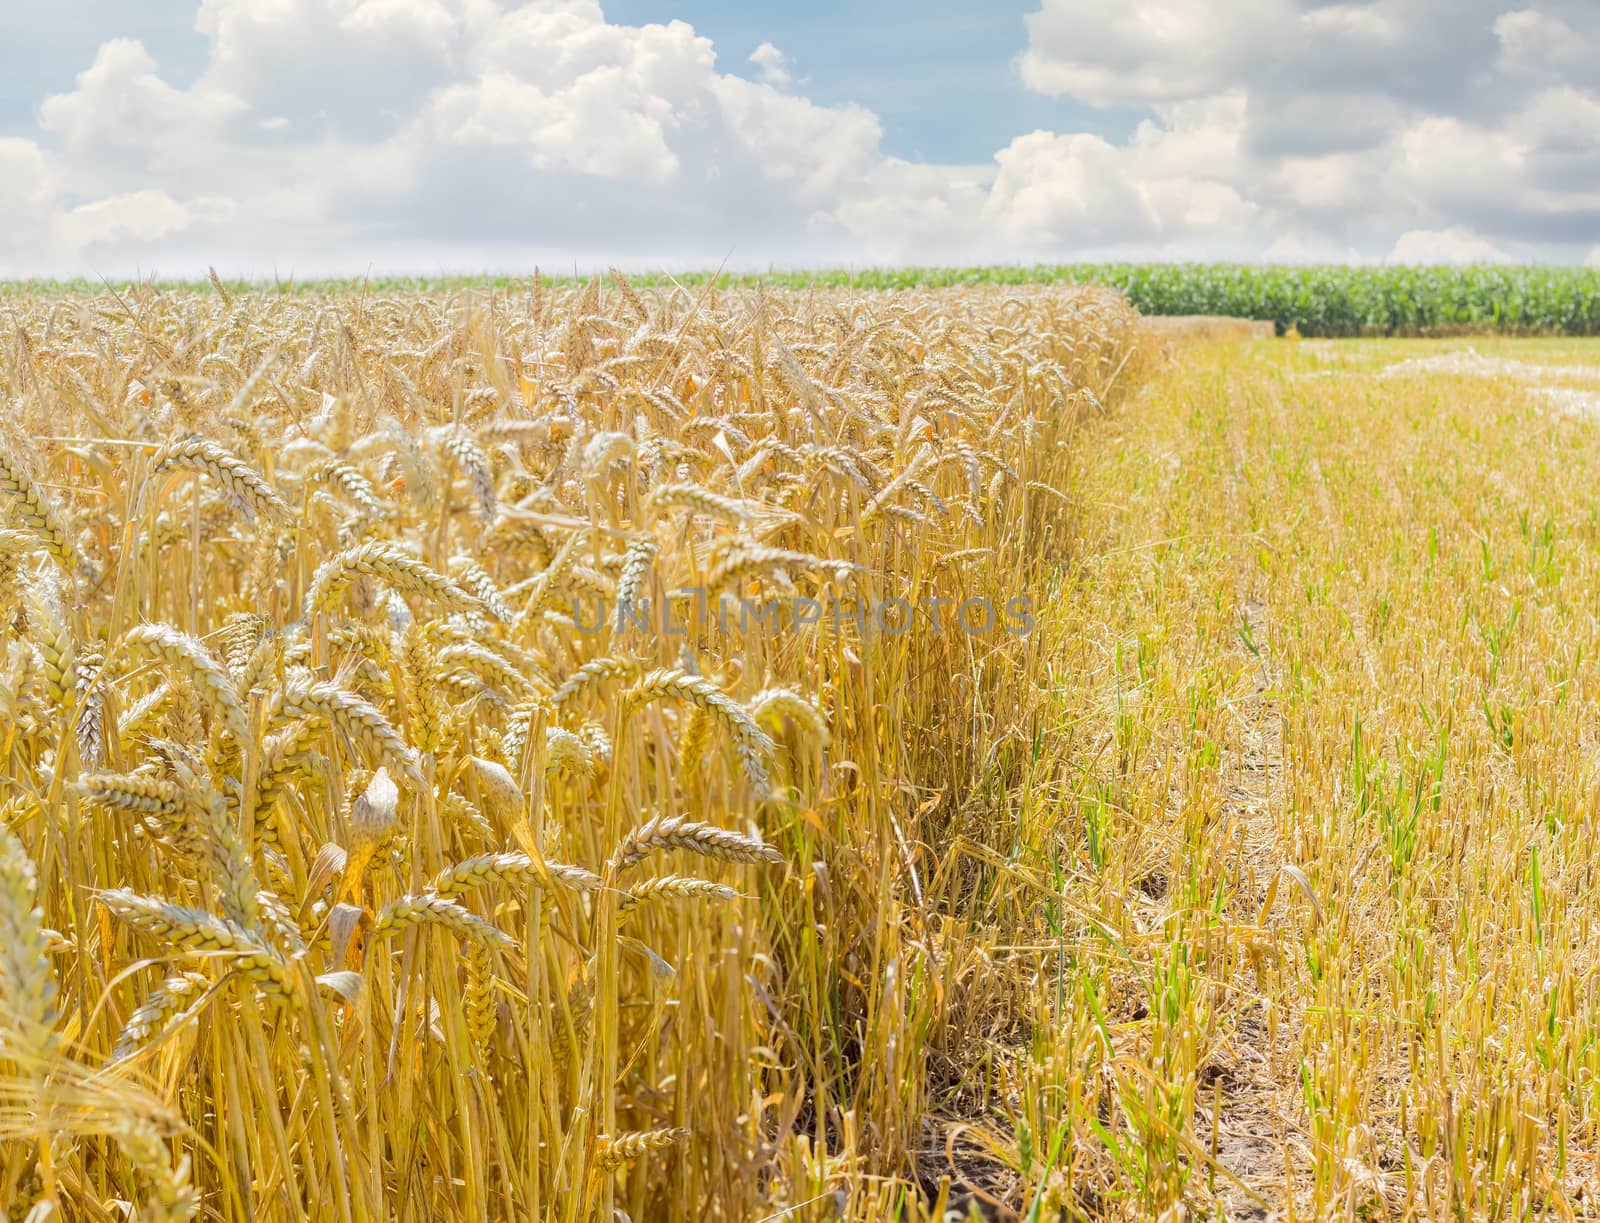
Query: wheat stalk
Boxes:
[
  {"xmin": 23, "ymin": 566, "xmax": 76, "ymax": 711},
  {"xmin": 623, "ymin": 668, "xmax": 774, "ymax": 794},
  {"xmin": 428, "ymin": 852, "xmax": 601, "ymax": 898},
  {"xmin": 642, "ymin": 483, "xmax": 750, "ymax": 524},
  {"xmin": 304, "ymin": 542, "xmax": 486, "ymax": 619},
  {"xmin": 609, "ymin": 814, "xmax": 783, "ymax": 875},
  {"xmin": 0, "ymin": 444, "xmax": 76, "ymax": 564},
  {"xmin": 111, "ymin": 971, "xmax": 211, "ymax": 1062},
  {"xmin": 748, "ymin": 686, "xmax": 830, "ymax": 745},
  {"xmin": 309, "ymin": 459, "xmax": 384, "ymax": 521},
  {"xmin": 595, "ymin": 1127, "xmax": 687, "ymax": 1169},
  {"xmin": 0, "ymin": 822, "xmax": 58, "ymax": 1058},
  {"xmin": 149, "ymin": 436, "xmax": 290, "ymax": 526},
  {"xmin": 551, "ymin": 655, "xmax": 641, "ymax": 708},
  {"xmin": 372, "ymin": 894, "xmax": 517, "ymax": 951},
  {"xmin": 97, "ymin": 889, "xmax": 291, "ymax": 1004},
  {"xmin": 77, "ymin": 772, "xmax": 185, "ymax": 817},
  {"xmin": 622, "ymin": 875, "xmax": 740, "ymax": 908},
  {"xmin": 271, "ymin": 678, "xmax": 423, "ymax": 787},
  {"xmin": 118, "ymin": 624, "xmax": 249, "ymax": 748}
]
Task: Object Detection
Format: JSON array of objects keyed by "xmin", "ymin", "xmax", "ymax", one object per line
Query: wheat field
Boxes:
[
  {"xmin": 5, "ymin": 277, "xmax": 1600, "ymax": 1222},
  {"xmin": 0, "ymin": 275, "xmax": 1139, "ymax": 1221}
]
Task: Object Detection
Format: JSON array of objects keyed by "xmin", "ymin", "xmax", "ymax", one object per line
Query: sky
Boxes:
[{"xmin": 1, "ymin": 0, "xmax": 1598, "ymax": 277}]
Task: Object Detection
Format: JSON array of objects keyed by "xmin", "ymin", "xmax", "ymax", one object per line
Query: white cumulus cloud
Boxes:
[
  {"xmin": 748, "ymin": 42, "xmax": 791, "ymax": 88},
  {"xmin": 1388, "ymin": 227, "xmax": 1513, "ymax": 264},
  {"xmin": 1, "ymin": 0, "xmax": 1597, "ymax": 274},
  {"xmin": 1014, "ymin": 0, "xmax": 1600, "ymax": 259}
]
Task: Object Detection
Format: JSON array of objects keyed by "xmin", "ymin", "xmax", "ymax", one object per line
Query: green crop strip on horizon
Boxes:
[{"xmin": 8, "ymin": 263, "xmax": 1600, "ymax": 337}]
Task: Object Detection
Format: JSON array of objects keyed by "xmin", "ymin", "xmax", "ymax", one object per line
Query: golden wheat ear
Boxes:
[
  {"xmin": 148, "ymin": 436, "xmax": 290, "ymax": 526},
  {"xmin": 269, "ymin": 677, "xmax": 423, "ymax": 787},
  {"xmin": 595, "ymin": 1127, "xmax": 688, "ymax": 1169},
  {"xmin": 0, "ymin": 444, "xmax": 77, "ymax": 565},
  {"xmin": 0, "ymin": 822, "xmax": 58, "ymax": 1060},
  {"xmin": 609, "ymin": 813, "xmax": 784, "ymax": 875},
  {"xmin": 96, "ymin": 889, "xmax": 292, "ymax": 1004},
  {"xmin": 305, "ymin": 542, "xmax": 485, "ymax": 620},
  {"xmin": 622, "ymin": 668, "xmax": 776, "ymax": 795}
]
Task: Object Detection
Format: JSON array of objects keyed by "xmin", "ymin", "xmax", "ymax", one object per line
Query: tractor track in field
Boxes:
[
  {"xmin": 1305, "ymin": 454, "xmax": 1380, "ymax": 690},
  {"xmin": 1197, "ymin": 406, "xmax": 1312, "ymax": 1221}
]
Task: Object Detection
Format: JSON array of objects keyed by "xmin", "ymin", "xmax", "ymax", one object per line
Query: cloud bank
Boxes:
[{"xmin": 4, "ymin": 0, "xmax": 1598, "ymax": 275}]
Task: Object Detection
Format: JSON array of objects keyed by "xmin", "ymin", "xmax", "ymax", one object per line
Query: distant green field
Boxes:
[
  {"xmin": 1068, "ymin": 263, "xmax": 1600, "ymax": 337},
  {"xmin": 9, "ymin": 263, "xmax": 1600, "ymax": 337}
]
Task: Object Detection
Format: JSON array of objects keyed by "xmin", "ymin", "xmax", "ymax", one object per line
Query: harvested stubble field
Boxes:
[{"xmin": 2, "ymin": 277, "xmax": 1600, "ymax": 1223}]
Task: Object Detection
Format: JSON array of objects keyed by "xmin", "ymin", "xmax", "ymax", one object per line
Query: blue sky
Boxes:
[{"xmin": 2, "ymin": 0, "xmax": 1599, "ymax": 276}]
